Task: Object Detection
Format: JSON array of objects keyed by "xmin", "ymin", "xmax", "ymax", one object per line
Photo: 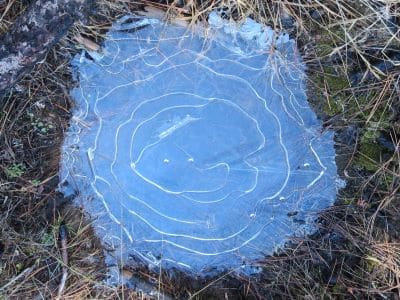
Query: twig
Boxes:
[
  {"xmin": 0, "ymin": 264, "xmax": 35, "ymax": 292},
  {"xmin": 57, "ymin": 223, "xmax": 69, "ymax": 299},
  {"xmin": 188, "ymin": 269, "xmax": 236, "ymax": 299}
]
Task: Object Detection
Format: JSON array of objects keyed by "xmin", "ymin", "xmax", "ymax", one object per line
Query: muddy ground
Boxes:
[{"xmin": 0, "ymin": 1, "xmax": 399, "ymax": 299}]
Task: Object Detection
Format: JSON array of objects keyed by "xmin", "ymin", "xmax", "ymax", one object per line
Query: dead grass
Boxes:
[{"xmin": 0, "ymin": 0, "xmax": 399, "ymax": 298}]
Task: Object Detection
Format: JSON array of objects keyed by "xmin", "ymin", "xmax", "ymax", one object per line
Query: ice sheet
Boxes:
[{"xmin": 60, "ymin": 12, "xmax": 340, "ymax": 275}]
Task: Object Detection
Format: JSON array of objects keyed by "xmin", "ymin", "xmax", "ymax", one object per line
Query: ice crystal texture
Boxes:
[{"xmin": 60, "ymin": 12, "xmax": 339, "ymax": 275}]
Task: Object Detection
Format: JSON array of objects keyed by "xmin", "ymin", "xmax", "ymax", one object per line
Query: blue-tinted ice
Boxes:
[{"xmin": 60, "ymin": 12, "xmax": 340, "ymax": 275}]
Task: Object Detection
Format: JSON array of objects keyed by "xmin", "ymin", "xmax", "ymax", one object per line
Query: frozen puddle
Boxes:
[{"xmin": 60, "ymin": 12, "xmax": 341, "ymax": 275}]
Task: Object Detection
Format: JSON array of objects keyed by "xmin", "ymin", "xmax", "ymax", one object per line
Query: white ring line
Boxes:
[
  {"xmin": 269, "ymin": 58, "xmax": 305, "ymax": 127},
  {"xmin": 113, "ymin": 182, "xmax": 202, "ymax": 225},
  {"xmin": 194, "ymin": 60, "xmax": 291, "ymax": 200},
  {"xmin": 109, "ymin": 93, "xmax": 266, "ymax": 195},
  {"xmin": 277, "ymin": 63, "xmax": 307, "ymax": 124},
  {"xmin": 139, "ymin": 219, "xmax": 273, "ymax": 256},
  {"xmin": 91, "ymin": 175, "xmax": 133, "ymax": 243},
  {"xmin": 107, "ymin": 93, "xmax": 257, "ymax": 205},
  {"xmin": 94, "ymin": 163, "xmax": 269, "ymax": 244},
  {"xmin": 122, "ymin": 204, "xmax": 256, "ymax": 242}
]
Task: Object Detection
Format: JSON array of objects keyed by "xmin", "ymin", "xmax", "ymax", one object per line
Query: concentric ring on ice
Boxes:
[{"xmin": 60, "ymin": 12, "xmax": 340, "ymax": 275}]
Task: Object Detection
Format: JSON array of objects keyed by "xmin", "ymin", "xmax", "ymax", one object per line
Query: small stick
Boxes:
[
  {"xmin": 57, "ymin": 223, "xmax": 69, "ymax": 299},
  {"xmin": 0, "ymin": 265, "xmax": 35, "ymax": 292}
]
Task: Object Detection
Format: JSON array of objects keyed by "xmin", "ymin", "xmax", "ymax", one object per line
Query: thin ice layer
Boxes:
[{"xmin": 60, "ymin": 12, "xmax": 340, "ymax": 275}]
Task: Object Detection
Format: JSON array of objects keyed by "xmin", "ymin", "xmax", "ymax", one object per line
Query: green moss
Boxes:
[
  {"xmin": 315, "ymin": 43, "xmax": 333, "ymax": 57},
  {"xmin": 355, "ymin": 129, "xmax": 383, "ymax": 172},
  {"xmin": 316, "ymin": 66, "xmax": 349, "ymax": 116},
  {"xmin": 324, "ymin": 70, "xmax": 350, "ymax": 92},
  {"xmin": 308, "ymin": 16, "xmax": 393, "ymax": 177},
  {"xmin": 380, "ymin": 171, "xmax": 394, "ymax": 185},
  {"xmin": 365, "ymin": 256, "xmax": 380, "ymax": 273},
  {"xmin": 362, "ymin": 129, "xmax": 380, "ymax": 141},
  {"xmin": 330, "ymin": 284, "xmax": 346, "ymax": 295},
  {"xmin": 323, "ymin": 97, "xmax": 343, "ymax": 116},
  {"xmin": 41, "ymin": 232, "xmax": 55, "ymax": 246},
  {"xmin": 314, "ymin": 26, "xmax": 346, "ymax": 57},
  {"xmin": 342, "ymin": 198, "xmax": 356, "ymax": 205},
  {"xmin": 5, "ymin": 163, "xmax": 25, "ymax": 178},
  {"xmin": 308, "ymin": 23, "xmax": 355, "ymax": 119},
  {"xmin": 353, "ymin": 93, "xmax": 392, "ymax": 127}
]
